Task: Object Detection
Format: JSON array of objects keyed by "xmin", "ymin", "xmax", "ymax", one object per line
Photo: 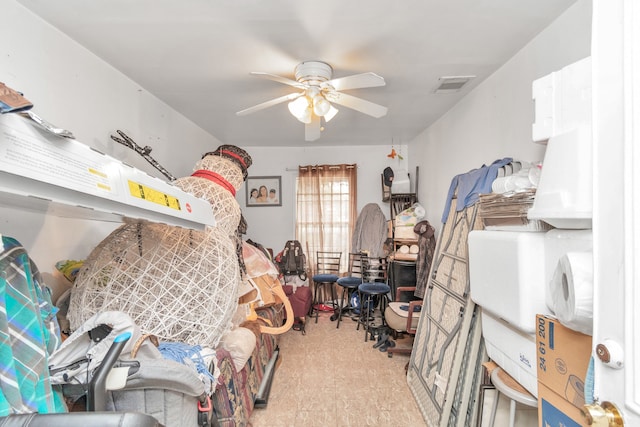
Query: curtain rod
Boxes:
[{"xmin": 286, "ymin": 165, "xmax": 357, "ymax": 171}]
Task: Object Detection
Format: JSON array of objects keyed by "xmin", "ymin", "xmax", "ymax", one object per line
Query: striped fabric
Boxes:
[
  {"xmin": 0, "ymin": 235, "xmax": 66, "ymax": 415},
  {"xmin": 212, "ymin": 305, "xmax": 282, "ymax": 427}
]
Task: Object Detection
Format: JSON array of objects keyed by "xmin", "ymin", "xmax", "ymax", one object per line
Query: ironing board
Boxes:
[{"xmin": 407, "ymin": 196, "xmax": 487, "ymax": 426}]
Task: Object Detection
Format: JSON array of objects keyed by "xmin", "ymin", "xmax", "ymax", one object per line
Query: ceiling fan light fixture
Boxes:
[
  {"xmin": 238, "ymin": 61, "xmax": 387, "ymax": 140},
  {"xmin": 295, "ymin": 61, "xmax": 333, "ymax": 84},
  {"xmin": 298, "ymin": 109, "xmax": 312, "ymax": 124},
  {"xmin": 313, "ymin": 95, "xmax": 331, "ymax": 116},
  {"xmin": 288, "ymin": 96, "xmax": 311, "ymax": 122},
  {"xmin": 323, "ymin": 104, "xmax": 339, "ymax": 122}
]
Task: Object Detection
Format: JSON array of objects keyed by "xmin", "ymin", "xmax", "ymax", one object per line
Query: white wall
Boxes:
[
  {"xmin": 2, "ymin": 2, "xmax": 219, "ymax": 178},
  {"xmin": 0, "ymin": 1, "xmax": 408, "ymax": 295},
  {"xmin": 0, "ymin": 0, "xmax": 591, "ymax": 297},
  {"xmin": 409, "ymin": 0, "xmax": 592, "ymax": 231},
  {"xmin": 1, "ymin": 1, "xmax": 222, "ymax": 298},
  {"xmin": 244, "ymin": 0, "xmax": 592, "ymax": 251},
  {"xmin": 238, "ymin": 144, "xmax": 410, "ymax": 252}
]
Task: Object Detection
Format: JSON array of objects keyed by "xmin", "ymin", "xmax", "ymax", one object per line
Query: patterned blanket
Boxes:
[{"xmin": 0, "ymin": 235, "xmax": 66, "ymax": 415}]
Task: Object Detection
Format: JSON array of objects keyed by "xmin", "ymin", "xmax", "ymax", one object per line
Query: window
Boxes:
[{"xmin": 296, "ymin": 164, "xmax": 357, "ymax": 273}]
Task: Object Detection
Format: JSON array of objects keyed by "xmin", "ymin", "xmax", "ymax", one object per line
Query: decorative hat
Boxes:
[
  {"xmin": 383, "ymin": 167, "xmax": 394, "ymax": 187},
  {"xmin": 414, "ymin": 220, "xmax": 435, "ymax": 239},
  {"xmin": 202, "ymin": 145, "xmax": 252, "ymax": 180}
]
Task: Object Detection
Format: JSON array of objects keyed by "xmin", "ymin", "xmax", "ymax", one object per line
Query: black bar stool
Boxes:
[
  {"xmin": 356, "ymin": 256, "xmax": 390, "ymax": 341},
  {"xmin": 310, "ymin": 251, "xmax": 342, "ymax": 323},
  {"xmin": 334, "ymin": 253, "xmax": 363, "ymax": 328}
]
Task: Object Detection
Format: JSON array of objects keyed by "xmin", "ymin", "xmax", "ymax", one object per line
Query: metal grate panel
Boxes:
[{"xmin": 407, "ymin": 196, "xmax": 485, "ymax": 426}]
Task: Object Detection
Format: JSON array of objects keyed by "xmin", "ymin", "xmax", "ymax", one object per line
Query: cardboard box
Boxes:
[
  {"xmin": 538, "ymin": 383, "xmax": 586, "ymax": 427},
  {"xmin": 536, "ymin": 314, "xmax": 592, "ymax": 408}
]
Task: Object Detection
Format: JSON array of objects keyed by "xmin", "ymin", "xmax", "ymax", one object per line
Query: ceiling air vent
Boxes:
[{"xmin": 434, "ymin": 76, "xmax": 476, "ymax": 94}]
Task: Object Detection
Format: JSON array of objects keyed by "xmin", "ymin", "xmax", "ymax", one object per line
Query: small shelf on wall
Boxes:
[
  {"xmin": 386, "ymin": 166, "xmax": 419, "ymax": 217},
  {"xmin": 390, "ymin": 193, "xmax": 418, "ymax": 219},
  {"xmin": 389, "ymin": 237, "xmax": 419, "ymax": 261},
  {"xmin": 0, "ymin": 113, "xmax": 215, "ymax": 230},
  {"xmin": 391, "ymin": 253, "xmax": 418, "ymax": 262},
  {"xmin": 393, "ymin": 237, "xmax": 419, "ymax": 245},
  {"xmin": 388, "ymin": 169, "xmax": 419, "ymax": 262}
]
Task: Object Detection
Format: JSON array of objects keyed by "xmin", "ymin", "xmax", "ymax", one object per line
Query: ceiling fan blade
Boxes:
[
  {"xmin": 324, "ymin": 92, "xmax": 388, "ymax": 118},
  {"xmin": 305, "ymin": 115, "xmax": 321, "ymax": 141},
  {"xmin": 236, "ymin": 92, "xmax": 303, "ymax": 116},
  {"xmin": 324, "ymin": 72, "xmax": 385, "ymax": 91},
  {"xmin": 250, "ymin": 71, "xmax": 307, "ymax": 89}
]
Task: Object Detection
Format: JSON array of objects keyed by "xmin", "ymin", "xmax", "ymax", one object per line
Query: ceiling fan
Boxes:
[{"xmin": 236, "ymin": 61, "xmax": 388, "ymax": 141}]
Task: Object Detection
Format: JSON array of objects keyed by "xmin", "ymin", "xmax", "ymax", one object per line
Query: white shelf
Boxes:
[{"xmin": 0, "ymin": 113, "xmax": 215, "ymax": 230}]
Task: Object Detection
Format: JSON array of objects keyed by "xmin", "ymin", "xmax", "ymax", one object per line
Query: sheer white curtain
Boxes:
[{"xmin": 296, "ymin": 164, "xmax": 357, "ymax": 274}]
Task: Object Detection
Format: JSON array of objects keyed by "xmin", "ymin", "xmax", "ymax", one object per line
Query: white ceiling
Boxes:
[{"xmin": 18, "ymin": 0, "xmax": 577, "ymax": 147}]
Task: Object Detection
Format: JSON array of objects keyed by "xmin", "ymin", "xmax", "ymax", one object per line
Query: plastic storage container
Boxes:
[
  {"xmin": 528, "ymin": 125, "xmax": 593, "ymax": 229},
  {"xmin": 469, "ymin": 230, "xmax": 550, "ymax": 334},
  {"xmin": 480, "ymin": 310, "xmax": 538, "ymax": 397}
]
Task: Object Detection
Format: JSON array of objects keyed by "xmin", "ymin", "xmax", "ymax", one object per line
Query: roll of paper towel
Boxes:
[
  {"xmin": 546, "ymin": 251, "xmax": 594, "ymax": 335},
  {"xmin": 413, "ymin": 203, "xmax": 426, "ymax": 219}
]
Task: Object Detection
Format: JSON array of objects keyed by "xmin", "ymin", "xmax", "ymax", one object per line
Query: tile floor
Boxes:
[
  {"xmin": 248, "ymin": 309, "xmax": 539, "ymax": 427},
  {"xmin": 248, "ymin": 311, "xmax": 424, "ymax": 426}
]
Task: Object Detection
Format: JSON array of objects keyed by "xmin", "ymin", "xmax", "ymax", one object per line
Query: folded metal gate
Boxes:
[{"xmin": 407, "ymin": 197, "xmax": 487, "ymax": 427}]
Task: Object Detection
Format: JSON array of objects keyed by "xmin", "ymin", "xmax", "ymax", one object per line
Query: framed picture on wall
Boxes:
[{"xmin": 246, "ymin": 176, "xmax": 282, "ymax": 207}]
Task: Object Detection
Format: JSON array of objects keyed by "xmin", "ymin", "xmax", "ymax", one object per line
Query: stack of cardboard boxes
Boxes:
[{"xmin": 536, "ymin": 314, "xmax": 593, "ymax": 426}]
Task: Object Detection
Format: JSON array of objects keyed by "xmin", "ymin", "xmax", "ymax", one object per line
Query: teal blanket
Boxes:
[{"xmin": 0, "ymin": 235, "xmax": 65, "ymax": 415}]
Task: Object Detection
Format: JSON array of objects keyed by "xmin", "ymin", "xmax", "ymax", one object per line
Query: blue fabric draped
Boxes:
[{"xmin": 441, "ymin": 158, "xmax": 513, "ymax": 223}]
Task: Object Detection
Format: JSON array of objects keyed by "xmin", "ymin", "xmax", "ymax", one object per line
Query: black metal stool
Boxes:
[
  {"xmin": 334, "ymin": 253, "xmax": 363, "ymax": 328},
  {"xmin": 309, "ymin": 251, "xmax": 342, "ymax": 323},
  {"xmin": 356, "ymin": 256, "xmax": 390, "ymax": 341}
]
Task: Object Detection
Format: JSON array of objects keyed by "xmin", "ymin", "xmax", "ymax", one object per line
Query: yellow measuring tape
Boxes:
[{"xmin": 127, "ymin": 180, "xmax": 181, "ymax": 210}]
